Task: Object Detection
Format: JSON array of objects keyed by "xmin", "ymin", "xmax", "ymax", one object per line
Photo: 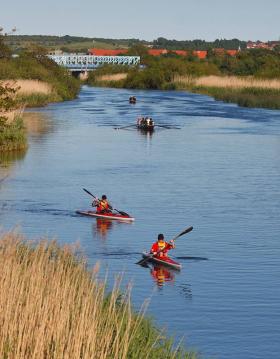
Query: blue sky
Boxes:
[{"xmin": 1, "ymin": 0, "xmax": 279, "ymax": 41}]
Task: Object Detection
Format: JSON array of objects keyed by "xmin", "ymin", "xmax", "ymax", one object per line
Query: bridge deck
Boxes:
[{"xmin": 48, "ymin": 54, "xmax": 140, "ymax": 71}]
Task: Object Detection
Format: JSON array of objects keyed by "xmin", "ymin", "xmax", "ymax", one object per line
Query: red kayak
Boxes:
[
  {"xmin": 76, "ymin": 210, "xmax": 135, "ymax": 222},
  {"xmin": 142, "ymin": 252, "xmax": 182, "ymax": 270}
]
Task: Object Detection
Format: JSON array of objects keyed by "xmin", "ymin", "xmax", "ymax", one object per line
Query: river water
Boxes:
[{"xmin": 0, "ymin": 86, "xmax": 280, "ymax": 359}]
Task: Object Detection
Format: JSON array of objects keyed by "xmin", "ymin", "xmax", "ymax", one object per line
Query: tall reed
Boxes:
[{"xmin": 0, "ymin": 232, "xmax": 196, "ymax": 359}]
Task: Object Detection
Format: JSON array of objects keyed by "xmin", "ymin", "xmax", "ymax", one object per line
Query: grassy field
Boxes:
[{"xmin": 0, "ymin": 232, "xmax": 196, "ymax": 359}]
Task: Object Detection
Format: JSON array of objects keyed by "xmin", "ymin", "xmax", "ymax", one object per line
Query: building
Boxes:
[
  {"xmin": 246, "ymin": 41, "xmax": 279, "ymax": 50},
  {"xmin": 87, "ymin": 47, "xmax": 238, "ymax": 60},
  {"xmin": 88, "ymin": 48, "xmax": 128, "ymax": 56}
]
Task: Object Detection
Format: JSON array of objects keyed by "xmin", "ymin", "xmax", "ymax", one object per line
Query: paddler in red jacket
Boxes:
[
  {"xmin": 92, "ymin": 195, "xmax": 112, "ymax": 214},
  {"xmin": 150, "ymin": 234, "xmax": 175, "ymax": 258}
]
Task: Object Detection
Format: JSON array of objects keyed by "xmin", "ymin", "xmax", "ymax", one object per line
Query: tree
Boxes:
[{"xmin": 0, "ymin": 81, "xmax": 20, "ymax": 128}]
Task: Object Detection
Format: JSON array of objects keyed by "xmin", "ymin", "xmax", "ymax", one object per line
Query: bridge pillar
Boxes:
[{"xmin": 79, "ymin": 71, "xmax": 89, "ymax": 81}]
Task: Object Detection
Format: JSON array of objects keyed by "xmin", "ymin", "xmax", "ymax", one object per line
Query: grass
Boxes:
[
  {"xmin": 0, "ymin": 116, "xmax": 28, "ymax": 151},
  {"xmin": 175, "ymin": 75, "xmax": 280, "ymax": 90},
  {"xmin": 0, "ymin": 232, "xmax": 197, "ymax": 359},
  {"xmin": 0, "ymin": 56, "xmax": 81, "ymax": 106},
  {"xmin": 173, "ymin": 75, "xmax": 280, "ymax": 109},
  {"xmin": 190, "ymin": 86, "xmax": 280, "ymax": 109}
]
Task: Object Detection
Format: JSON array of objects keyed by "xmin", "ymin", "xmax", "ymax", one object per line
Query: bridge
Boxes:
[{"xmin": 47, "ymin": 54, "xmax": 140, "ymax": 71}]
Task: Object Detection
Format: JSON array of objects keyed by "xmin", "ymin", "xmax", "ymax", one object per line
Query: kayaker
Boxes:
[
  {"xmin": 92, "ymin": 195, "xmax": 112, "ymax": 214},
  {"xmin": 150, "ymin": 234, "xmax": 175, "ymax": 258}
]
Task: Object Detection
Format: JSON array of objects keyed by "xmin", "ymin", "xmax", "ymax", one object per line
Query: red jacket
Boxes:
[
  {"xmin": 96, "ymin": 199, "xmax": 111, "ymax": 213},
  {"xmin": 150, "ymin": 241, "xmax": 174, "ymax": 258}
]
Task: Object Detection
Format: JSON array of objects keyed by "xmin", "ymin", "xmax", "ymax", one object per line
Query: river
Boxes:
[{"xmin": 0, "ymin": 86, "xmax": 280, "ymax": 359}]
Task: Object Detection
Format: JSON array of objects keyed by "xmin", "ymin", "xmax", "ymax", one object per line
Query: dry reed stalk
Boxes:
[
  {"xmin": 0, "ymin": 232, "xmax": 152, "ymax": 359},
  {"xmin": 98, "ymin": 73, "xmax": 127, "ymax": 82},
  {"xmin": 0, "ymin": 106, "xmax": 25, "ymax": 124},
  {"xmin": 3, "ymin": 80, "xmax": 53, "ymax": 95},
  {"xmin": 175, "ymin": 75, "xmax": 280, "ymax": 89}
]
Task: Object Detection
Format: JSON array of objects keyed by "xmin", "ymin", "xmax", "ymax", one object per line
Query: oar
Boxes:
[
  {"xmin": 114, "ymin": 124, "xmax": 137, "ymax": 130},
  {"xmin": 136, "ymin": 226, "xmax": 193, "ymax": 265},
  {"xmin": 82, "ymin": 188, "xmax": 130, "ymax": 217},
  {"xmin": 155, "ymin": 124, "xmax": 181, "ymax": 129}
]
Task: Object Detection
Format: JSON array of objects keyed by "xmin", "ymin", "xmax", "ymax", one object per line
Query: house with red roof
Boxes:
[{"xmin": 88, "ymin": 48, "xmax": 128, "ymax": 56}]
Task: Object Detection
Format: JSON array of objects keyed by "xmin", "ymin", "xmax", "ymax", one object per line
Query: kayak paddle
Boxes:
[
  {"xmin": 82, "ymin": 188, "xmax": 130, "ymax": 217},
  {"xmin": 136, "ymin": 226, "xmax": 193, "ymax": 265}
]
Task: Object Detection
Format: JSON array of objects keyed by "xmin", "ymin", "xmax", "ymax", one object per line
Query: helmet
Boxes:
[
  {"xmin": 158, "ymin": 233, "xmax": 164, "ymax": 241},
  {"xmin": 102, "ymin": 195, "xmax": 107, "ymax": 200}
]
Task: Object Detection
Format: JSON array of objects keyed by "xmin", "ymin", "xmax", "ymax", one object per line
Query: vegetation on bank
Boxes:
[
  {"xmin": 0, "ymin": 232, "xmax": 196, "ymax": 359},
  {"xmin": 0, "ymin": 82, "xmax": 27, "ymax": 151},
  {"xmin": 87, "ymin": 47, "xmax": 280, "ymax": 109},
  {"xmin": 0, "ymin": 35, "xmax": 80, "ymax": 107}
]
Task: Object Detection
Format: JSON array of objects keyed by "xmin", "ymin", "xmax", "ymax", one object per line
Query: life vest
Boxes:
[
  {"xmin": 150, "ymin": 241, "xmax": 173, "ymax": 257},
  {"xmin": 97, "ymin": 199, "xmax": 110, "ymax": 213}
]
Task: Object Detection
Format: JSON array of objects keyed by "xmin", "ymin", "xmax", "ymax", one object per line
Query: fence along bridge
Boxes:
[{"xmin": 48, "ymin": 54, "xmax": 140, "ymax": 71}]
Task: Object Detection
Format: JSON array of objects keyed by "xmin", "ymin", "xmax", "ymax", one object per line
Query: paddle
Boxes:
[
  {"xmin": 82, "ymin": 188, "xmax": 130, "ymax": 217},
  {"xmin": 114, "ymin": 124, "xmax": 137, "ymax": 130},
  {"xmin": 136, "ymin": 226, "xmax": 193, "ymax": 265}
]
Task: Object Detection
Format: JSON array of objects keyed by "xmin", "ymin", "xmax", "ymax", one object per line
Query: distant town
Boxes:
[{"xmin": 48, "ymin": 40, "xmax": 280, "ymax": 60}]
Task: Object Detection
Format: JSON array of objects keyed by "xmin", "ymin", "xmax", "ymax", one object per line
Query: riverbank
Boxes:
[
  {"xmin": 87, "ymin": 72, "xmax": 280, "ymax": 110},
  {"xmin": 0, "ymin": 232, "xmax": 196, "ymax": 359},
  {"xmin": 174, "ymin": 75, "xmax": 280, "ymax": 110},
  {"xmin": 0, "ymin": 50, "xmax": 80, "ymax": 151}
]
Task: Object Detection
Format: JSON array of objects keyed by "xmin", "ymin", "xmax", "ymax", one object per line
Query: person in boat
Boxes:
[
  {"xmin": 92, "ymin": 195, "xmax": 112, "ymax": 214},
  {"xmin": 150, "ymin": 234, "xmax": 175, "ymax": 258}
]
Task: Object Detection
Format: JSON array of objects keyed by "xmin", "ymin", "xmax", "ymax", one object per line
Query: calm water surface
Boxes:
[{"xmin": 1, "ymin": 86, "xmax": 280, "ymax": 359}]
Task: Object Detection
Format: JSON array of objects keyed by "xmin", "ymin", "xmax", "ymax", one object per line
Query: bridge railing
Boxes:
[{"xmin": 47, "ymin": 54, "xmax": 140, "ymax": 70}]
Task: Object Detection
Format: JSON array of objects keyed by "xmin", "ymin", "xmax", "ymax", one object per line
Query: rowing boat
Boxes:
[
  {"xmin": 136, "ymin": 117, "xmax": 154, "ymax": 131},
  {"xmin": 76, "ymin": 210, "xmax": 135, "ymax": 222},
  {"xmin": 142, "ymin": 252, "xmax": 182, "ymax": 270}
]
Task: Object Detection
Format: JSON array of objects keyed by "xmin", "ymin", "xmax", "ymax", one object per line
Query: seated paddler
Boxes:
[
  {"xmin": 150, "ymin": 234, "xmax": 175, "ymax": 258},
  {"xmin": 92, "ymin": 195, "xmax": 112, "ymax": 214}
]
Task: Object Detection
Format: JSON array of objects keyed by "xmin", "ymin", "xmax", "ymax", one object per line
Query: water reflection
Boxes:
[
  {"xmin": 92, "ymin": 218, "xmax": 113, "ymax": 240},
  {"xmin": 137, "ymin": 128, "xmax": 154, "ymax": 139},
  {"xmin": 140, "ymin": 262, "xmax": 178, "ymax": 288},
  {"xmin": 150, "ymin": 264, "xmax": 175, "ymax": 287},
  {"xmin": 23, "ymin": 112, "xmax": 54, "ymax": 137},
  {"xmin": 0, "ymin": 149, "xmax": 27, "ymax": 182}
]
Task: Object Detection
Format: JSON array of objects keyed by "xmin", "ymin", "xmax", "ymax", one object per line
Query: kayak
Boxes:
[
  {"xmin": 76, "ymin": 210, "xmax": 135, "ymax": 222},
  {"xmin": 142, "ymin": 252, "xmax": 182, "ymax": 270}
]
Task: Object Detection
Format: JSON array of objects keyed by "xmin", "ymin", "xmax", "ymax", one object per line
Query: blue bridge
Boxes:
[{"xmin": 47, "ymin": 54, "xmax": 140, "ymax": 71}]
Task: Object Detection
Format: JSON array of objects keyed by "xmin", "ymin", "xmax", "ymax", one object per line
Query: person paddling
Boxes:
[
  {"xmin": 150, "ymin": 234, "xmax": 175, "ymax": 259},
  {"xmin": 92, "ymin": 195, "xmax": 112, "ymax": 214}
]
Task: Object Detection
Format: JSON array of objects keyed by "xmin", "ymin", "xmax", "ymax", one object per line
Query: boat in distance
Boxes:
[
  {"xmin": 76, "ymin": 210, "xmax": 135, "ymax": 221},
  {"xmin": 137, "ymin": 117, "xmax": 154, "ymax": 131},
  {"xmin": 142, "ymin": 252, "xmax": 182, "ymax": 270}
]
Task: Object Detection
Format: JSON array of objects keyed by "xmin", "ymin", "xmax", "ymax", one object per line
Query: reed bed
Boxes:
[
  {"xmin": 174, "ymin": 75, "xmax": 280, "ymax": 90},
  {"xmin": 97, "ymin": 73, "xmax": 128, "ymax": 82},
  {"xmin": 0, "ymin": 232, "xmax": 196, "ymax": 359},
  {"xmin": 0, "ymin": 117, "xmax": 27, "ymax": 152},
  {"xmin": 173, "ymin": 75, "xmax": 280, "ymax": 109},
  {"xmin": 2, "ymin": 80, "xmax": 53, "ymax": 95}
]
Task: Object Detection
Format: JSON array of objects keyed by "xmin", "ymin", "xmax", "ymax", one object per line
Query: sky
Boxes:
[{"xmin": 1, "ymin": 0, "xmax": 279, "ymax": 41}]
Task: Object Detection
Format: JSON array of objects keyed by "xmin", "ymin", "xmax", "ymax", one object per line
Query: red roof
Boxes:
[
  {"xmin": 193, "ymin": 50, "xmax": 207, "ymax": 59},
  {"xmin": 226, "ymin": 50, "xmax": 238, "ymax": 56},
  {"xmin": 171, "ymin": 50, "xmax": 188, "ymax": 56},
  {"xmin": 148, "ymin": 49, "xmax": 168, "ymax": 56},
  {"xmin": 88, "ymin": 48, "xmax": 128, "ymax": 56}
]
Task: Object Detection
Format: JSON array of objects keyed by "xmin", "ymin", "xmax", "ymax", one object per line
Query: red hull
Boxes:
[
  {"xmin": 142, "ymin": 252, "xmax": 181, "ymax": 270},
  {"xmin": 76, "ymin": 210, "xmax": 135, "ymax": 221}
]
